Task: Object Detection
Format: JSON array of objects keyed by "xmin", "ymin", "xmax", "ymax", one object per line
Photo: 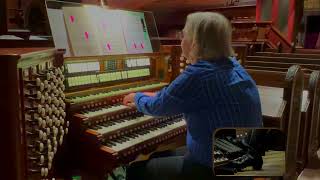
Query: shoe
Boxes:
[{"xmin": 226, "ymin": 152, "xmax": 263, "ymax": 171}]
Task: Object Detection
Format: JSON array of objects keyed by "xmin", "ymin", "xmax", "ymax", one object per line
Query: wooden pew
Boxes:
[
  {"xmin": 303, "ymin": 71, "xmax": 320, "ymax": 169},
  {"xmin": 246, "ymin": 54, "xmax": 320, "ymax": 172},
  {"xmin": 266, "ymin": 47, "xmax": 320, "ymax": 54},
  {"xmin": 246, "ymin": 56, "xmax": 320, "ymax": 72},
  {"xmin": 254, "ymin": 52, "xmax": 320, "ymax": 60},
  {"xmin": 247, "ymin": 65, "xmax": 304, "ymax": 180}
]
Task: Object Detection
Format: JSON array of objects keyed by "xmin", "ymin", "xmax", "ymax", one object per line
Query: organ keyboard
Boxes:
[
  {"xmin": 63, "ymin": 52, "xmax": 187, "ymax": 177},
  {"xmin": 0, "ymin": 48, "xmax": 67, "ymax": 180}
]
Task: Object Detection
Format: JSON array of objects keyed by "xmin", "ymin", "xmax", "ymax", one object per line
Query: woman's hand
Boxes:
[{"xmin": 123, "ymin": 93, "xmax": 136, "ymax": 108}]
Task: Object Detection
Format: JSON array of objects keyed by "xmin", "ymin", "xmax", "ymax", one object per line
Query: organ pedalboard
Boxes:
[
  {"xmin": 1, "ymin": 48, "xmax": 67, "ymax": 180},
  {"xmin": 62, "ymin": 52, "xmax": 187, "ymax": 175},
  {"xmin": 213, "ymin": 132, "xmax": 264, "ymax": 175}
]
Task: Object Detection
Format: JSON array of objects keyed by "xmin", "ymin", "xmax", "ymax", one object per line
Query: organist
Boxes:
[{"xmin": 123, "ymin": 12, "xmax": 263, "ymax": 180}]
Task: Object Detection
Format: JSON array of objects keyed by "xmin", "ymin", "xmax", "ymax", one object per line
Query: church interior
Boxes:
[{"xmin": 1, "ymin": 0, "xmax": 320, "ymax": 180}]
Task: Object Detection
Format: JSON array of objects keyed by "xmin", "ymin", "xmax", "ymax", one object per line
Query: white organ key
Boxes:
[
  {"xmin": 97, "ymin": 115, "xmax": 154, "ymax": 135},
  {"xmin": 65, "ymin": 128, "xmax": 69, "ymax": 134},
  {"xmin": 66, "ymin": 121, "xmax": 70, "ymax": 127},
  {"xmin": 83, "ymin": 105, "xmax": 129, "ymax": 118},
  {"xmin": 111, "ymin": 120, "xmax": 186, "ymax": 152}
]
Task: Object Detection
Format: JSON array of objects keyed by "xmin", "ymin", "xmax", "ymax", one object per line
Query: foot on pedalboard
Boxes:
[{"xmin": 227, "ymin": 151, "xmax": 263, "ymax": 171}]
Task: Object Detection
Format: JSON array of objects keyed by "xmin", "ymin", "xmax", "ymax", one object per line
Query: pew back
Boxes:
[{"xmin": 247, "ymin": 65, "xmax": 304, "ymax": 180}]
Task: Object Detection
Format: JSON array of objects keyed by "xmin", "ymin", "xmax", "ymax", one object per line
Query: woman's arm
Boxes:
[{"xmin": 123, "ymin": 70, "xmax": 202, "ymax": 116}]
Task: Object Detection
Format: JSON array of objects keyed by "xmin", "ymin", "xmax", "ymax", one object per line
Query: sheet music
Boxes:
[
  {"xmin": 118, "ymin": 10, "xmax": 153, "ymax": 54},
  {"xmin": 84, "ymin": 6, "xmax": 127, "ymax": 55},
  {"xmin": 62, "ymin": 6, "xmax": 101, "ymax": 56},
  {"xmin": 47, "ymin": 8, "xmax": 71, "ymax": 56}
]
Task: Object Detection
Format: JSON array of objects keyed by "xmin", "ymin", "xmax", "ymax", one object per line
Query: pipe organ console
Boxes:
[
  {"xmin": 62, "ymin": 52, "xmax": 187, "ymax": 177},
  {"xmin": 0, "ymin": 48, "xmax": 66, "ymax": 180}
]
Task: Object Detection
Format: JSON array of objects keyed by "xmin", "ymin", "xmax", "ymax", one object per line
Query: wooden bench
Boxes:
[{"xmin": 247, "ymin": 65, "xmax": 304, "ymax": 180}]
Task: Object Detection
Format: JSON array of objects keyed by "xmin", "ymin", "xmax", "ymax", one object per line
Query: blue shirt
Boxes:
[{"xmin": 134, "ymin": 57, "xmax": 263, "ymax": 167}]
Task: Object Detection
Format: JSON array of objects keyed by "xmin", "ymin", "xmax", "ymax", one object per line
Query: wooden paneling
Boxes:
[{"xmin": 107, "ymin": 0, "xmax": 256, "ymax": 11}]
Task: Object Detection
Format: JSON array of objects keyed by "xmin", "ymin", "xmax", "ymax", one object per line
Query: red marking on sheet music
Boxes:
[
  {"xmin": 140, "ymin": 43, "xmax": 144, "ymax": 49},
  {"xmin": 84, "ymin": 32, "xmax": 89, "ymax": 41},
  {"xmin": 70, "ymin": 16, "xmax": 75, "ymax": 23},
  {"xmin": 106, "ymin": 43, "xmax": 111, "ymax": 51}
]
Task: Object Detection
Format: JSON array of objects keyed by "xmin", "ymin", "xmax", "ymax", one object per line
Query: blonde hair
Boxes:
[{"xmin": 183, "ymin": 12, "xmax": 234, "ymax": 61}]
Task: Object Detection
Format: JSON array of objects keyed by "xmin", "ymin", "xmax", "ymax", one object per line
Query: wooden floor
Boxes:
[
  {"xmin": 219, "ymin": 151, "xmax": 285, "ymax": 177},
  {"xmin": 298, "ymin": 168, "xmax": 320, "ymax": 180}
]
